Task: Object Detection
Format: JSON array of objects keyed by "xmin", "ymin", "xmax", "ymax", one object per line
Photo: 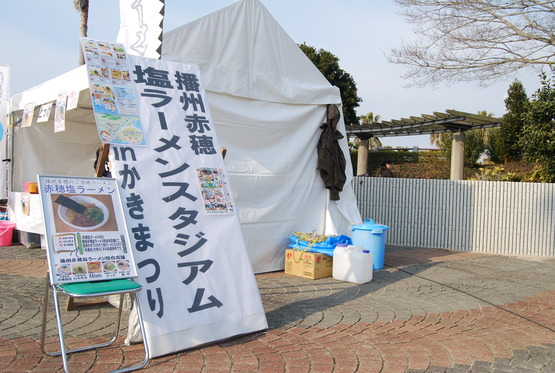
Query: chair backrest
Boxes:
[{"xmin": 37, "ymin": 175, "xmax": 138, "ymax": 285}]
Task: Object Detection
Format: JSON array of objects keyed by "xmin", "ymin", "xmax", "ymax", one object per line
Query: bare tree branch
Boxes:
[{"xmin": 389, "ymin": 0, "xmax": 555, "ymax": 86}]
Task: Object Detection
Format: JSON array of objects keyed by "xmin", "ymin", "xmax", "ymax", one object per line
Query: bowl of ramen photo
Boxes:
[
  {"xmin": 117, "ymin": 260, "xmax": 130, "ymax": 271},
  {"xmin": 57, "ymin": 195, "xmax": 109, "ymax": 231},
  {"xmin": 56, "ymin": 264, "xmax": 71, "ymax": 276},
  {"xmin": 72, "ymin": 263, "xmax": 87, "ymax": 274},
  {"xmin": 87, "ymin": 262, "xmax": 102, "ymax": 273},
  {"xmin": 103, "ymin": 261, "xmax": 116, "ymax": 272}
]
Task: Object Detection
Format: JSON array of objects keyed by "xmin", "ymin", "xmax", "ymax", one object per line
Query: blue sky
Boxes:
[{"xmin": 0, "ymin": 0, "xmax": 544, "ymax": 148}]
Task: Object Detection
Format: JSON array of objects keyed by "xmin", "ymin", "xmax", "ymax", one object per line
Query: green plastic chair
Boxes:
[{"xmin": 40, "ymin": 274, "xmax": 149, "ymax": 372}]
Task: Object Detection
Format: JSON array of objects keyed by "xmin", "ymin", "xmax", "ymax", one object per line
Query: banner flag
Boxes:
[
  {"xmin": 109, "ymin": 54, "xmax": 267, "ymax": 357},
  {"xmin": 117, "ymin": 0, "xmax": 165, "ymax": 59}
]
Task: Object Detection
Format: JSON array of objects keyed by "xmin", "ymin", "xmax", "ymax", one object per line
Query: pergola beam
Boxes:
[
  {"xmin": 346, "ymin": 110, "xmax": 504, "ymax": 180},
  {"xmin": 347, "ymin": 115, "xmax": 467, "ymax": 136}
]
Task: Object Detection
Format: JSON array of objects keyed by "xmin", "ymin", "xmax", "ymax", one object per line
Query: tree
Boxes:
[
  {"xmin": 388, "ymin": 0, "xmax": 555, "ymax": 86},
  {"xmin": 360, "ymin": 112, "xmax": 381, "ymax": 126},
  {"xmin": 485, "ymin": 128, "xmax": 504, "ymax": 164},
  {"xmin": 429, "ymin": 133, "xmax": 443, "ymax": 149},
  {"xmin": 500, "ymin": 80, "xmax": 529, "ymax": 161},
  {"xmin": 73, "ymin": 0, "xmax": 89, "ymax": 66},
  {"xmin": 430, "ymin": 111, "xmax": 490, "ymax": 166},
  {"xmin": 520, "ymin": 70, "xmax": 555, "ymax": 182},
  {"xmin": 299, "ymin": 43, "xmax": 362, "ymax": 125},
  {"xmin": 473, "ymin": 110, "xmax": 503, "ymax": 164},
  {"xmin": 357, "ymin": 112, "xmax": 383, "ymax": 149},
  {"xmin": 440, "ymin": 129, "xmax": 486, "ymax": 167}
]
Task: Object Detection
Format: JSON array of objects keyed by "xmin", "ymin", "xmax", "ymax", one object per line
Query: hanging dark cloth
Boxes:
[{"xmin": 317, "ymin": 104, "xmax": 346, "ymax": 200}]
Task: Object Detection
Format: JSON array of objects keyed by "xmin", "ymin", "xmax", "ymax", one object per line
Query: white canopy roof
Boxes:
[
  {"xmin": 11, "ymin": 65, "xmax": 88, "ymax": 112},
  {"xmin": 162, "ymin": 0, "xmax": 341, "ymax": 105}
]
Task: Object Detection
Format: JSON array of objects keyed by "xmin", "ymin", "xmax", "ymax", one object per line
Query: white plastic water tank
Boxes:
[{"xmin": 332, "ymin": 244, "xmax": 373, "ymax": 284}]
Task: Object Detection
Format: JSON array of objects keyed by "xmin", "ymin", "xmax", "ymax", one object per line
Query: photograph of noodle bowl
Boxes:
[
  {"xmin": 103, "ymin": 261, "xmax": 116, "ymax": 272},
  {"xmin": 87, "ymin": 261, "xmax": 102, "ymax": 273},
  {"xmin": 56, "ymin": 195, "xmax": 109, "ymax": 230},
  {"xmin": 72, "ymin": 263, "xmax": 87, "ymax": 274},
  {"xmin": 56, "ymin": 264, "xmax": 71, "ymax": 276},
  {"xmin": 117, "ymin": 260, "xmax": 130, "ymax": 271}
]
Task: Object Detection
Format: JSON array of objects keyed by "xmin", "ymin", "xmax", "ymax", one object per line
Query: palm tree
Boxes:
[
  {"xmin": 430, "ymin": 133, "xmax": 443, "ymax": 148},
  {"xmin": 360, "ymin": 112, "xmax": 381, "ymax": 125},
  {"xmin": 74, "ymin": 0, "xmax": 90, "ymax": 65},
  {"xmin": 358, "ymin": 112, "xmax": 382, "ymax": 149}
]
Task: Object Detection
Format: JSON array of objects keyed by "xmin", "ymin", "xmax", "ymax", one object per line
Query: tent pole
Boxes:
[{"xmin": 6, "ymin": 109, "xmax": 14, "ymax": 197}]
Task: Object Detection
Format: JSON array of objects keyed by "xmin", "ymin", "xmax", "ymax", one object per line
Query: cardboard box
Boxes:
[{"xmin": 284, "ymin": 249, "xmax": 333, "ymax": 279}]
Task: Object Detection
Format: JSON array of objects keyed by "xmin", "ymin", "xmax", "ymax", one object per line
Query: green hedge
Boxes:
[{"xmin": 349, "ymin": 149, "xmax": 420, "ymax": 176}]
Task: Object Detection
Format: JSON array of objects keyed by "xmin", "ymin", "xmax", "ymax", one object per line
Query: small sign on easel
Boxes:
[{"xmin": 37, "ymin": 175, "xmax": 137, "ymax": 285}]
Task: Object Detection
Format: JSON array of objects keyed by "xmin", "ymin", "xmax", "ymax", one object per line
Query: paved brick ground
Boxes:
[{"xmin": 1, "ymin": 244, "xmax": 554, "ymax": 372}]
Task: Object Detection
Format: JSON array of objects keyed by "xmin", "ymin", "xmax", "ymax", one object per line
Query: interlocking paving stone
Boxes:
[{"xmin": 1, "ymin": 245, "xmax": 554, "ymax": 372}]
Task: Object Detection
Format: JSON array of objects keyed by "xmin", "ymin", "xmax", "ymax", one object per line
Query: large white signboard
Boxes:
[{"xmin": 83, "ymin": 42, "xmax": 267, "ymax": 357}]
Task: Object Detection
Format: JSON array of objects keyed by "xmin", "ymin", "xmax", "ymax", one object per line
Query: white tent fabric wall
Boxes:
[
  {"xmin": 11, "ymin": 113, "xmax": 100, "ymax": 192},
  {"xmin": 10, "ymin": 67, "xmax": 99, "ymax": 192},
  {"xmin": 209, "ymin": 94, "xmax": 353, "ymax": 273},
  {"xmin": 162, "ymin": 0, "xmax": 362, "ymax": 273}
]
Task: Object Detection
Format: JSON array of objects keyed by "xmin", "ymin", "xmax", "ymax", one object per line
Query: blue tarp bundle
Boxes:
[{"xmin": 288, "ymin": 234, "xmax": 352, "ymax": 256}]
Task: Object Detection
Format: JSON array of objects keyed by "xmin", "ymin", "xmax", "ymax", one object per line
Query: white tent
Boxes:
[
  {"xmin": 9, "ymin": 0, "xmax": 361, "ymax": 273},
  {"xmin": 10, "ymin": 66, "xmax": 96, "ymax": 189}
]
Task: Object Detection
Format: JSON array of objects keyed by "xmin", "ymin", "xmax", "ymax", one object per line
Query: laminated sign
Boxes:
[
  {"xmin": 37, "ymin": 176, "xmax": 136, "ymax": 284},
  {"xmin": 79, "ymin": 39, "xmax": 268, "ymax": 358},
  {"xmin": 80, "ymin": 38, "xmax": 146, "ymax": 146}
]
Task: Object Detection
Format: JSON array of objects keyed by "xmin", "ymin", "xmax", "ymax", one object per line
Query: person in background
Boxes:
[{"xmin": 378, "ymin": 159, "xmax": 394, "ymax": 177}]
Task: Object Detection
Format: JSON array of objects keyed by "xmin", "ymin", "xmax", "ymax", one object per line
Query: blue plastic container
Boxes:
[{"xmin": 350, "ymin": 219, "xmax": 389, "ymax": 270}]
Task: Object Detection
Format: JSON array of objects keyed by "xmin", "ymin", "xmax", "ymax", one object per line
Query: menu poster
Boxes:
[
  {"xmin": 67, "ymin": 90, "xmax": 79, "ymax": 110},
  {"xmin": 37, "ymin": 102, "xmax": 53, "ymax": 123},
  {"xmin": 21, "ymin": 103, "xmax": 34, "ymax": 128},
  {"xmin": 38, "ymin": 175, "xmax": 137, "ymax": 284},
  {"xmin": 80, "ymin": 37, "xmax": 146, "ymax": 146},
  {"xmin": 54, "ymin": 95, "xmax": 67, "ymax": 133},
  {"xmin": 196, "ymin": 167, "xmax": 235, "ymax": 214},
  {"xmin": 21, "ymin": 193, "xmax": 30, "ymax": 215}
]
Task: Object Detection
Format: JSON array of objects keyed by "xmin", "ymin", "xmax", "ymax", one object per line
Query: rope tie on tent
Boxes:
[{"xmin": 292, "ymin": 231, "xmax": 330, "ymax": 263}]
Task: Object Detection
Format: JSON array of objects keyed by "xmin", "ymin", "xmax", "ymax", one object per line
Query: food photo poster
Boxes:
[{"xmin": 38, "ymin": 175, "xmax": 137, "ymax": 284}]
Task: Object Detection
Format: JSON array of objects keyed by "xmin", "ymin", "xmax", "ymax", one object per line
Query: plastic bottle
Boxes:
[{"xmin": 332, "ymin": 244, "xmax": 373, "ymax": 284}]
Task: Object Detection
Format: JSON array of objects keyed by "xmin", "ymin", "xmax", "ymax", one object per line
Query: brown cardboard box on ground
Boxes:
[{"xmin": 284, "ymin": 249, "xmax": 333, "ymax": 279}]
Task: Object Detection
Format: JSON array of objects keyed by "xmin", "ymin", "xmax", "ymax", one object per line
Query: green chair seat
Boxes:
[
  {"xmin": 59, "ymin": 279, "xmax": 141, "ymax": 295},
  {"xmin": 41, "ymin": 274, "xmax": 149, "ymax": 372}
]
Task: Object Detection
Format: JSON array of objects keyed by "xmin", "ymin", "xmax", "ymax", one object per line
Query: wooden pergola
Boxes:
[{"xmin": 345, "ymin": 110, "xmax": 503, "ymax": 180}]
